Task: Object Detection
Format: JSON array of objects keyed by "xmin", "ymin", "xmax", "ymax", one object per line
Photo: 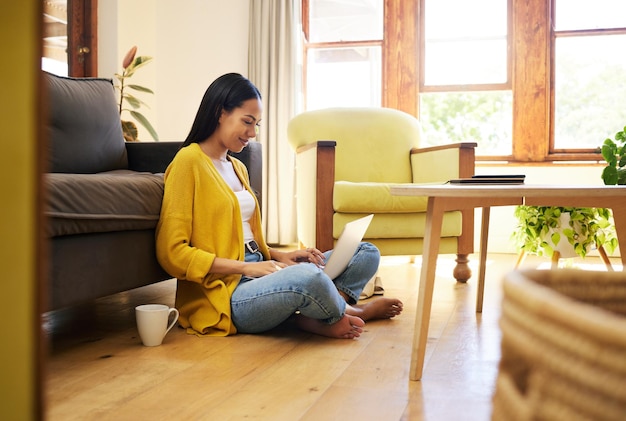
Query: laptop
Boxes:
[
  {"xmin": 448, "ymin": 174, "xmax": 526, "ymax": 185},
  {"xmin": 323, "ymin": 214, "xmax": 374, "ymax": 279}
]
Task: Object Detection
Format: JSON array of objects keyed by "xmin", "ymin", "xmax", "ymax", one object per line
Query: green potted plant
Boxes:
[
  {"xmin": 512, "ymin": 206, "xmax": 617, "ymax": 259},
  {"xmin": 512, "ymin": 125, "xmax": 626, "ymax": 262},
  {"xmin": 115, "ymin": 46, "xmax": 159, "ymax": 141},
  {"xmin": 600, "ymin": 125, "xmax": 626, "ymax": 185}
]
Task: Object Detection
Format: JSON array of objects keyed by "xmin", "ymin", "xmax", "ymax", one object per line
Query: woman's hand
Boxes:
[
  {"xmin": 210, "ymin": 257, "xmax": 286, "ymax": 278},
  {"xmin": 272, "ymin": 247, "xmax": 326, "ymax": 268},
  {"xmin": 242, "ymin": 260, "xmax": 287, "ymax": 277}
]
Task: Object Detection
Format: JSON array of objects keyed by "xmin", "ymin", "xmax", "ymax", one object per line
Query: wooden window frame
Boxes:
[
  {"xmin": 301, "ymin": 0, "xmax": 417, "ymax": 112},
  {"xmin": 418, "ymin": 0, "xmax": 513, "ymax": 94},
  {"xmin": 547, "ymin": 0, "xmax": 626, "ymax": 161},
  {"xmin": 300, "ymin": 0, "xmax": 622, "ymax": 163}
]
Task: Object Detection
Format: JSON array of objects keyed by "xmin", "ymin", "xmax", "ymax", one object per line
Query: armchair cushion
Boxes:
[
  {"xmin": 333, "ymin": 182, "xmax": 429, "ymax": 212},
  {"xmin": 333, "ymin": 212, "xmax": 462, "ymax": 239},
  {"xmin": 332, "ymin": 181, "xmax": 463, "ymax": 239}
]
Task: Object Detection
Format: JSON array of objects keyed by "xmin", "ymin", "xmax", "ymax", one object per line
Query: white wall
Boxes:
[{"xmin": 99, "ymin": 0, "xmax": 250, "ymax": 142}]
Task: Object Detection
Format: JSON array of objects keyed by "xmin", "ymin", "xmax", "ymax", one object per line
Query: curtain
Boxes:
[{"xmin": 248, "ymin": 0, "xmax": 299, "ymax": 245}]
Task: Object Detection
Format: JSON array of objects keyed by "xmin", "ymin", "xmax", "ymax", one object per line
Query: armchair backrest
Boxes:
[{"xmin": 288, "ymin": 107, "xmax": 422, "ymax": 183}]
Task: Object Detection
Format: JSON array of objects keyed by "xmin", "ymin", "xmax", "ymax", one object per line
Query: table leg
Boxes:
[
  {"xmin": 515, "ymin": 250, "xmax": 526, "ymax": 269},
  {"xmin": 476, "ymin": 207, "xmax": 490, "ymax": 313},
  {"xmin": 597, "ymin": 245, "xmax": 613, "ymax": 271},
  {"xmin": 610, "ymin": 207, "xmax": 626, "ymax": 270},
  {"xmin": 410, "ymin": 197, "xmax": 445, "ymax": 381},
  {"xmin": 551, "ymin": 251, "xmax": 561, "ymax": 269}
]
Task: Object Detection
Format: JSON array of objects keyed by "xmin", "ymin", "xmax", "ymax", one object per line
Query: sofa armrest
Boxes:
[
  {"xmin": 126, "ymin": 141, "xmax": 183, "ymax": 173},
  {"xmin": 410, "ymin": 142, "xmax": 477, "ymax": 184}
]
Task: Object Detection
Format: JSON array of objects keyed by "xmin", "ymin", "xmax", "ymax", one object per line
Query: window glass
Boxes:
[
  {"xmin": 309, "ymin": 0, "xmax": 383, "ymax": 42},
  {"xmin": 420, "ymin": 91, "xmax": 513, "ymax": 156},
  {"xmin": 424, "ymin": 0, "xmax": 508, "ymax": 85},
  {"xmin": 42, "ymin": 0, "xmax": 68, "ymax": 76},
  {"xmin": 555, "ymin": 0, "xmax": 626, "ymax": 31},
  {"xmin": 424, "ymin": 39, "xmax": 508, "ymax": 85},
  {"xmin": 553, "ymin": 34, "xmax": 626, "ymax": 149},
  {"xmin": 306, "ymin": 47, "xmax": 382, "ymax": 110}
]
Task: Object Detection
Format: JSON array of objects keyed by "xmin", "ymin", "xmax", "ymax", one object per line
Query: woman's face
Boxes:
[{"xmin": 216, "ymin": 98, "xmax": 263, "ymax": 153}]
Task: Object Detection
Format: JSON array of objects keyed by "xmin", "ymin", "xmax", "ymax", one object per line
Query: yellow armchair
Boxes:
[{"xmin": 287, "ymin": 107, "xmax": 477, "ymax": 282}]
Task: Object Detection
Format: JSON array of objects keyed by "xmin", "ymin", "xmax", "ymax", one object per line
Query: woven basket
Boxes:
[{"xmin": 491, "ymin": 269, "xmax": 626, "ymax": 421}]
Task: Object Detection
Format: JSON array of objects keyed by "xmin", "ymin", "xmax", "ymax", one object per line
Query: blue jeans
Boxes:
[{"xmin": 231, "ymin": 242, "xmax": 380, "ymax": 333}]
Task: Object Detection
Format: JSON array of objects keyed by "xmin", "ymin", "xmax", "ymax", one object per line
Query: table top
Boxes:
[{"xmin": 390, "ymin": 184, "xmax": 626, "ymax": 198}]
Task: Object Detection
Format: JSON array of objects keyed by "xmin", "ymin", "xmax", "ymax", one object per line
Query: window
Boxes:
[
  {"xmin": 302, "ymin": 0, "xmax": 383, "ymax": 110},
  {"xmin": 422, "ymin": 0, "xmax": 509, "ymax": 87},
  {"xmin": 553, "ymin": 0, "xmax": 626, "ymax": 151},
  {"xmin": 419, "ymin": 0, "xmax": 512, "ymax": 157},
  {"xmin": 306, "ymin": 47, "xmax": 381, "ymax": 109},
  {"xmin": 299, "ymin": 0, "xmax": 626, "ymax": 162}
]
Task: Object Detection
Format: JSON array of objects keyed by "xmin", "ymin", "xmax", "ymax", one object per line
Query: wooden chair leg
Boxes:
[
  {"xmin": 597, "ymin": 245, "xmax": 614, "ymax": 271},
  {"xmin": 515, "ymin": 250, "xmax": 526, "ymax": 269},
  {"xmin": 551, "ymin": 251, "xmax": 561, "ymax": 270},
  {"xmin": 453, "ymin": 253, "xmax": 471, "ymax": 283}
]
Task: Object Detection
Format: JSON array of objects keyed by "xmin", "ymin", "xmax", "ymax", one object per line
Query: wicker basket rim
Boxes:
[{"xmin": 504, "ymin": 269, "xmax": 626, "ymax": 347}]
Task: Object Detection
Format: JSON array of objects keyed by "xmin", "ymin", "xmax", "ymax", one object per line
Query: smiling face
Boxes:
[{"xmin": 215, "ymin": 98, "xmax": 263, "ymax": 153}]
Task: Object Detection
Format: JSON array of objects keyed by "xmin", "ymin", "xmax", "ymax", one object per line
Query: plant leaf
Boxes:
[
  {"xmin": 550, "ymin": 231, "xmax": 560, "ymax": 247},
  {"xmin": 121, "ymin": 120, "xmax": 138, "ymax": 142},
  {"xmin": 125, "ymin": 56, "xmax": 153, "ymax": 77},
  {"xmin": 126, "ymin": 84, "xmax": 154, "ymax": 94},
  {"xmin": 123, "ymin": 94, "xmax": 142, "ymax": 109},
  {"xmin": 602, "ymin": 166, "xmax": 618, "ymax": 185},
  {"xmin": 130, "ymin": 111, "xmax": 159, "ymax": 141}
]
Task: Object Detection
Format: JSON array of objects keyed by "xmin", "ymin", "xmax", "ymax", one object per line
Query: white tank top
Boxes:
[{"xmin": 235, "ymin": 189, "xmax": 256, "ymax": 243}]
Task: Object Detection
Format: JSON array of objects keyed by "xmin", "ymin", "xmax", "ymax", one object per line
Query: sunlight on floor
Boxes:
[{"xmin": 380, "ymin": 254, "xmax": 622, "ymax": 271}]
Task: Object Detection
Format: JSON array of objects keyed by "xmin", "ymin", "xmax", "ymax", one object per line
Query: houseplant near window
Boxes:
[
  {"xmin": 512, "ymin": 125, "xmax": 626, "ymax": 263},
  {"xmin": 512, "ymin": 206, "xmax": 616, "ymax": 260},
  {"xmin": 115, "ymin": 46, "xmax": 159, "ymax": 141},
  {"xmin": 600, "ymin": 125, "xmax": 626, "ymax": 185}
]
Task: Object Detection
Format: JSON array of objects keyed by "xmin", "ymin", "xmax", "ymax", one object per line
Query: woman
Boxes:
[{"xmin": 156, "ymin": 73, "xmax": 402, "ymax": 339}]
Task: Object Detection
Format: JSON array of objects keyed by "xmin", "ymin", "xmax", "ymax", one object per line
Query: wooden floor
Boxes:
[{"xmin": 42, "ymin": 252, "xmax": 617, "ymax": 421}]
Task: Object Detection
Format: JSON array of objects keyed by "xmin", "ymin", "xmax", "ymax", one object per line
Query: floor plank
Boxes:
[{"xmin": 43, "ymin": 253, "xmax": 618, "ymax": 420}]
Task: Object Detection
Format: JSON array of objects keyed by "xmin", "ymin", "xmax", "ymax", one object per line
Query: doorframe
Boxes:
[{"xmin": 67, "ymin": 0, "xmax": 97, "ymax": 77}]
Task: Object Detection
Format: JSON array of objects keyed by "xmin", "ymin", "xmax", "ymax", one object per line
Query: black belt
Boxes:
[{"xmin": 245, "ymin": 240, "xmax": 259, "ymax": 254}]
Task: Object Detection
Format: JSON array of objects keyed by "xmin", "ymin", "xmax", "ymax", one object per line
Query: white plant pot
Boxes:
[{"xmin": 546, "ymin": 212, "xmax": 589, "ymax": 259}]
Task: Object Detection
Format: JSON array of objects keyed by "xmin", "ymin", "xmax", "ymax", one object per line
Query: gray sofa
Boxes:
[{"xmin": 44, "ymin": 71, "xmax": 262, "ymax": 311}]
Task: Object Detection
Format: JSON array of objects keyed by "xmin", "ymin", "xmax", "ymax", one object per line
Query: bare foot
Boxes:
[
  {"xmin": 346, "ymin": 297, "xmax": 403, "ymax": 321},
  {"xmin": 295, "ymin": 314, "xmax": 365, "ymax": 339}
]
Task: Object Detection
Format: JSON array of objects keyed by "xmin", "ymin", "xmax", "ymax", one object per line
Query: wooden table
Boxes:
[{"xmin": 390, "ymin": 184, "xmax": 626, "ymax": 381}]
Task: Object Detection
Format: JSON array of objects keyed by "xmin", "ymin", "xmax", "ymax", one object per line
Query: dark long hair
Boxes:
[{"xmin": 182, "ymin": 73, "xmax": 262, "ymax": 147}]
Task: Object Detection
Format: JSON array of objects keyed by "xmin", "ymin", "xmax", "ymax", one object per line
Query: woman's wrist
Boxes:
[{"xmin": 240, "ymin": 260, "xmax": 252, "ymax": 276}]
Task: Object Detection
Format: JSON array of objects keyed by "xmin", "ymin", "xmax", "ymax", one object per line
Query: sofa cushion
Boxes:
[
  {"xmin": 45, "ymin": 71, "xmax": 128, "ymax": 173},
  {"xmin": 45, "ymin": 170, "xmax": 164, "ymax": 237}
]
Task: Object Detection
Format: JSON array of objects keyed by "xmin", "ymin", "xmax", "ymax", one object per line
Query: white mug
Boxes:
[{"xmin": 135, "ymin": 304, "xmax": 179, "ymax": 347}]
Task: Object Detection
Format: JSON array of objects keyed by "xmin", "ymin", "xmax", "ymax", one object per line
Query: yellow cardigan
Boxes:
[{"xmin": 156, "ymin": 143, "xmax": 270, "ymax": 336}]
